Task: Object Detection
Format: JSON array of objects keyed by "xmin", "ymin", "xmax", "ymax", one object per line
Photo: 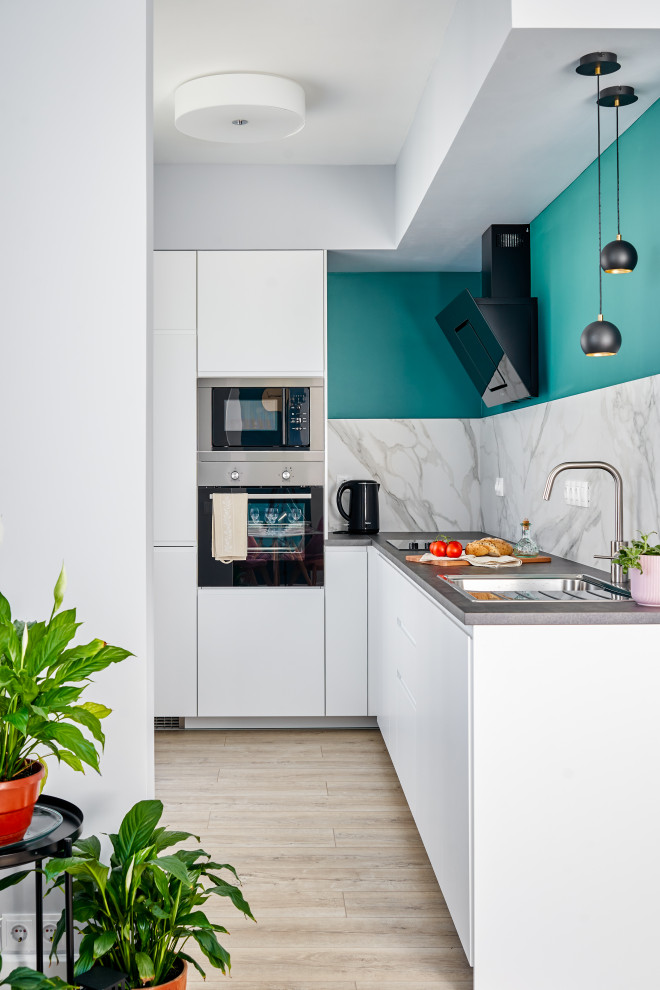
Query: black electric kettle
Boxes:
[{"xmin": 336, "ymin": 479, "xmax": 380, "ymax": 534}]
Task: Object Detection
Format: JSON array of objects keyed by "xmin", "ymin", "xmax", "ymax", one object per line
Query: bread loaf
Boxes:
[
  {"xmin": 466, "ymin": 540, "xmax": 500, "ymax": 557},
  {"xmin": 465, "ymin": 537, "xmax": 514, "ymax": 557}
]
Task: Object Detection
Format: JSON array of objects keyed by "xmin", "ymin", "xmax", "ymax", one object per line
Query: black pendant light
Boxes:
[
  {"xmin": 576, "ymin": 52, "xmax": 622, "ymax": 357},
  {"xmin": 598, "ymin": 84, "xmax": 639, "ymax": 273}
]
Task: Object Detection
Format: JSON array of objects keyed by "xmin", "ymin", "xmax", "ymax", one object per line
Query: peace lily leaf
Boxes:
[
  {"xmin": 116, "ymin": 800, "xmax": 163, "ymax": 859},
  {"xmin": 73, "ymin": 932, "xmax": 96, "ymax": 976},
  {"xmin": 74, "ymin": 835, "xmax": 102, "ymax": 859},
  {"xmin": 79, "ymin": 701, "xmax": 112, "ymax": 720},
  {"xmin": 93, "ymin": 931, "xmax": 116, "ymax": 958},
  {"xmin": 52, "ymin": 564, "xmax": 67, "ymax": 615},
  {"xmin": 0, "ymin": 870, "xmax": 31, "ymax": 893},
  {"xmin": 147, "ymin": 855, "xmax": 192, "ymax": 886},
  {"xmin": 178, "ymin": 952, "xmax": 207, "ymax": 980},
  {"xmin": 153, "ymin": 829, "xmax": 199, "ymax": 852},
  {"xmin": 0, "ymin": 590, "xmax": 11, "ymax": 625},
  {"xmin": 57, "ymin": 750, "xmax": 84, "ymax": 773},
  {"xmin": 135, "ymin": 952, "xmax": 155, "ymax": 985}
]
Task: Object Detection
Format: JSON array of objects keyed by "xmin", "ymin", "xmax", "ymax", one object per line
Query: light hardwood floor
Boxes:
[{"xmin": 155, "ymin": 728, "xmax": 473, "ymax": 990}]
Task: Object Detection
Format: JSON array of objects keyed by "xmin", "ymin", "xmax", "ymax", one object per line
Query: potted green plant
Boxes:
[
  {"xmin": 612, "ymin": 531, "xmax": 660, "ymax": 606},
  {"xmin": 0, "ymin": 566, "xmax": 131, "ymax": 845},
  {"xmin": 41, "ymin": 799, "xmax": 254, "ymax": 989}
]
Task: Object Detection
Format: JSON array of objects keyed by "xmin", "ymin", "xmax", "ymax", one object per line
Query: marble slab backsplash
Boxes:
[
  {"xmin": 327, "ymin": 419, "xmax": 482, "ymax": 534},
  {"xmin": 329, "ymin": 374, "xmax": 660, "ymax": 570},
  {"xmin": 479, "ymin": 375, "xmax": 660, "ymax": 570}
]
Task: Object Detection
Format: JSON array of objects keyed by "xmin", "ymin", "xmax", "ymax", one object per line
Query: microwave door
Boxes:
[{"xmin": 212, "ymin": 387, "xmax": 286, "ymax": 449}]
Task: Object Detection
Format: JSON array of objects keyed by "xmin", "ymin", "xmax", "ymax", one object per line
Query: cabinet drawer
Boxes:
[
  {"xmin": 197, "ymin": 588, "xmax": 325, "ymax": 717},
  {"xmin": 382, "ymin": 561, "xmax": 428, "ymax": 697}
]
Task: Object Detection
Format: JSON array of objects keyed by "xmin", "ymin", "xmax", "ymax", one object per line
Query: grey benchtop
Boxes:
[{"xmin": 326, "ymin": 530, "xmax": 660, "ymax": 626}]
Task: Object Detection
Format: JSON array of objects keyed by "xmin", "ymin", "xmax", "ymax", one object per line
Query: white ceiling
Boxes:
[
  {"xmin": 331, "ymin": 27, "xmax": 660, "ymax": 271},
  {"xmin": 154, "ymin": 0, "xmax": 457, "ymax": 165},
  {"xmin": 154, "ymin": 3, "xmax": 660, "ymax": 271}
]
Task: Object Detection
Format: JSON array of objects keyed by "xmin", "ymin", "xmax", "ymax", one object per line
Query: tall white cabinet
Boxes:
[{"xmin": 153, "ymin": 251, "xmax": 198, "ymax": 717}]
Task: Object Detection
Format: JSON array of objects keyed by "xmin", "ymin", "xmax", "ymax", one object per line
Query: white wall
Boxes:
[
  {"xmin": 0, "ymin": 0, "xmax": 153, "ymax": 877},
  {"xmin": 154, "ymin": 164, "xmax": 395, "ymax": 250},
  {"xmin": 394, "ymin": 0, "xmax": 512, "ymax": 244}
]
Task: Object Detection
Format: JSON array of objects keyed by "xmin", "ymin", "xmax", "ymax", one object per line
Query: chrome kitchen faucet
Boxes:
[{"xmin": 542, "ymin": 461, "xmax": 627, "ymax": 586}]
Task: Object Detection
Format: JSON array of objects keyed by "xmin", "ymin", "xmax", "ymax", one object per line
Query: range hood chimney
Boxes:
[{"xmin": 435, "ymin": 224, "xmax": 538, "ymax": 407}]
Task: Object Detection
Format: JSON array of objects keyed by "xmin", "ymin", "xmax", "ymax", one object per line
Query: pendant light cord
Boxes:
[
  {"xmin": 597, "ymin": 74, "xmax": 602, "ymax": 315},
  {"xmin": 616, "ymin": 105, "xmax": 620, "ymax": 235}
]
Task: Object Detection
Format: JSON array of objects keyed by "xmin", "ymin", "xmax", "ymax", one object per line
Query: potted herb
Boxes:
[
  {"xmin": 0, "ymin": 566, "xmax": 131, "ymax": 845},
  {"xmin": 612, "ymin": 531, "xmax": 660, "ymax": 606},
  {"xmin": 43, "ymin": 799, "xmax": 254, "ymax": 989}
]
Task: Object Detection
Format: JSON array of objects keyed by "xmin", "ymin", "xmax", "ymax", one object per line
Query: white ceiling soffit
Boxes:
[
  {"xmin": 330, "ymin": 26, "xmax": 660, "ymax": 272},
  {"xmin": 154, "ymin": 0, "xmax": 458, "ymax": 165}
]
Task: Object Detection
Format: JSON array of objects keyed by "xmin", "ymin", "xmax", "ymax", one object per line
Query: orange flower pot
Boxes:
[
  {"xmin": 0, "ymin": 762, "xmax": 45, "ymax": 846},
  {"xmin": 155, "ymin": 961, "xmax": 187, "ymax": 990}
]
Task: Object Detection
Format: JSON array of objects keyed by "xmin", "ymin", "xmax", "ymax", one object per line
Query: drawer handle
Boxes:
[
  {"xmin": 396, "ymin": 616, "xmax": 417, "ymax": 647},
  {"xmin": 396, "ymin": 669, "xmax": 417, "ymax": 708}
]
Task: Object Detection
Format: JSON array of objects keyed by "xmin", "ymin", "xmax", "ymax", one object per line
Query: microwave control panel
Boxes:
[{"xmin": 286, "ymin": 387, "xmax": 310, "ymax": 448}]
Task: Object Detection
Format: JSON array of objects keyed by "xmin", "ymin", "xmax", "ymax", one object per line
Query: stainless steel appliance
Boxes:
[
  {"xmin": 387, "ymin": 538, "xmax": 436, "ymax": 551},
  {"xmin": 198, "ymin": 378, "xmax": 324, "ymax": 461},
  {"xmin": 197, "ymin": 461, "xmax": 324, "ymax": 588}
]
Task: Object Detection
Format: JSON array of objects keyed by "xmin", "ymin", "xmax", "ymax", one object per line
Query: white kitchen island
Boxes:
[{"xmin": 359, "ymin": 538, "xmax": 660, "ymax": 990}]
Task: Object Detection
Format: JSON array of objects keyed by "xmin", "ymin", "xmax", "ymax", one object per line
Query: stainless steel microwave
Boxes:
[{"xmin": 198, "ymin": 378, "xmax": 324, "ymax": 461}]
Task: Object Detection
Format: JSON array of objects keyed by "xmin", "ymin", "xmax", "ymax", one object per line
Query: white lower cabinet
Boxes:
[
  {"xmin": 367, "ymin": 548, "xmax": 472, "ymax": 963},
  {"xmin": 153, "ymin": 547, "xmax": 198, "ymax": 717},
  {"xmin": 197, "ymin": 588, "xmax": 325, "ymax": 717},
  {"xmin": 325, "ymin": 547, "xmax": 368, "ymax": 716}
]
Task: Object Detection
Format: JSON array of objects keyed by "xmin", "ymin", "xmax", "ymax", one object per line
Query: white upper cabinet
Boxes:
[
  {"xmin": 197, "ymin": 251, "xmax": 325, "ymax": 377},
  {"xmin": 153, "ymin": 332, "xmax": 197, "ymax": 544},
  {"xmin": 153, "ymin": 251, "xmax": 197, "ymax": 331}
]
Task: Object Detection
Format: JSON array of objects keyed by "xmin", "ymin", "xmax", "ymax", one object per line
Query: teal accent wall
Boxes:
[
  {"xmin": 328, "ymin": 99, "xmax": 660, "ymax": 421},
  {"xmin": 327, "ymin": 272, "xmax": 482, "ymax": 418},
  {"xmin": 485, "ymin": 96, "xmax": 660, "ymax": 416}
]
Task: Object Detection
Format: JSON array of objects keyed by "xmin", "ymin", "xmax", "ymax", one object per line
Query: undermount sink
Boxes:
[{"xmin": 442, "ymin": 574, "xmax": 631, "ymax": 604}]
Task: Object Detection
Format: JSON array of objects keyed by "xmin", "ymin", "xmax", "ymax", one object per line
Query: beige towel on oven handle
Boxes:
[{"xmin": 211, "ymin": 492, "xmax": 249, "ymax": 563}]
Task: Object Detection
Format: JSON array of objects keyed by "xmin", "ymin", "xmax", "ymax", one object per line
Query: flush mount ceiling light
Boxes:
[
  {"xmin": 598, "ymin": 84, "xmax": 639, "ymax": 274},
  {"xmin": 174, "ymin": 73, "xmax": 306, "ymax": 144},
  {"xmin": 576, "ymin": 52, "xmax": 622, "ymax": 357}
]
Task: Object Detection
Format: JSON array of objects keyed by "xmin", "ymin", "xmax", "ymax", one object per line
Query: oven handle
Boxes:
[{"xmin": 208, "ymin": 493, "xmax": 312, "ymax": 500}]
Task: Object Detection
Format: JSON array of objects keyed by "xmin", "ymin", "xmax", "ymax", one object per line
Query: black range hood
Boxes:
[{"xmin": 436, "ymin": 225, "xmax": 538, "ymax": 407}]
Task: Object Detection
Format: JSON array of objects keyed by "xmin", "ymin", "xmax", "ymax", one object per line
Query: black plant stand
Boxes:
[{"xmin": 0, "ymin": 795, "xmax": 83, "ymax": 983}]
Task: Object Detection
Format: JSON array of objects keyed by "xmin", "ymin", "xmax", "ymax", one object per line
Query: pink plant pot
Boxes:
[{"xmin": 630, "ymin": 555, "xmax": 660, "ymax": 607}]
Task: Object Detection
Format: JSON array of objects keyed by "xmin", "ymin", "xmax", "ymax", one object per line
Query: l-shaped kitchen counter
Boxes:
[
  {"xmin": 326, "ymin": 530, "xmax": 660, "ymax": 990},
  {"xmin": 327, "ymin": 530, "xmax": 660, "ymax": 623}
]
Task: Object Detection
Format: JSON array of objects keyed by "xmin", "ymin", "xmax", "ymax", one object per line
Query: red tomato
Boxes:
[
  {"xmin": 446, "ymin": 541, "xmax": 463, "ymax": 558},
  {"xmin": 429, "ymin": 540, "xmax": 447, "ymax": 557}
]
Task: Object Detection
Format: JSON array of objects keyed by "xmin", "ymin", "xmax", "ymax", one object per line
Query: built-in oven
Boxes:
[
  {"xmin": 198, "ymin": 378, "xmax": 324, "ymax": 460},
  {"xmin": 198, "ymin": 482, "xmax": 324, "ymax": 588}
]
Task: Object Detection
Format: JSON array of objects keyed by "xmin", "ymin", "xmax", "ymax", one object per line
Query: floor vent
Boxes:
[{"xmin": 154, "ymin": 716, "xmax": 183, "ymax": 730}]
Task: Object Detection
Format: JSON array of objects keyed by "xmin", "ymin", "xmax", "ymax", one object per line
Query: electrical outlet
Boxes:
[
  {"xmin": 10, "ymin": 923, "xmax": 28, "ymax": 945},
  {"xmin": 1, "ymin": 914, "xmax": 61, "ymax": 957},
  {"xmin": 494, "ymin": 477, "xmax": 505, "ymax": 497},
  {"xmin": 563, "ymin": 479, "xmax": 591, "ymax": 507}
]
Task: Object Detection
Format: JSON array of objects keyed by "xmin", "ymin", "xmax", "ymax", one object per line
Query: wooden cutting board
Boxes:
[{"xmin": 406, "ymin": 554, "xmax": 552, "ymax": 566}]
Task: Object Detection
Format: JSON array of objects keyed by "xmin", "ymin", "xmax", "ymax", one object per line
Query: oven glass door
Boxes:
[
  {"xmin": 211, "ymin": 387, "xmax": 285, "ymax": 449},
  {"xmin": 198, "ymin": 486, "xmax": 324, "ymax": 587}
]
